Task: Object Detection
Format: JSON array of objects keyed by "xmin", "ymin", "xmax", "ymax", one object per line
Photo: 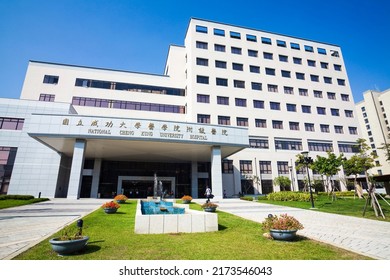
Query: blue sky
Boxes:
[{"xmin": 0, "ymin": 0, "xmax": 389, "ymax": 102}]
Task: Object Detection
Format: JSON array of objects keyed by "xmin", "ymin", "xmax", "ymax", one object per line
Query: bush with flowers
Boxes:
[
  {"xmin": 261, "ymin": 213, "xmax": 304, "ymax": 232},
  {"xmin": 181, "ymin": 195, "xmax": 192, "ymax": 203},
  {"xmin": 101, "ymin": 201, "xmax": 120, "ymax": 209},
  {"xmin": 114, "ymin": 194, "xmax": 128, "ymax": 203}
]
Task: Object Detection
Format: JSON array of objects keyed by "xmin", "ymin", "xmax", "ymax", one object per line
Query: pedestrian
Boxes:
[{"xmin": 205, "ymin": 185, "xmax": 212, "ymax": 202}]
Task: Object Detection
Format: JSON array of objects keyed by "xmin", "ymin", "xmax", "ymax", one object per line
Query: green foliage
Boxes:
[
  {"xmin": 267, "ymin": 191, "xmax": 315, "ymax": 202},
  {"xmin": 240, "ymin": 196, "xmax": 254, "ymax": 201},
  {"xmin": 273, "ymin": 176, "xmax": 292, "ymax": 191},
  {"xmin": 261, "ymin": 214, "xmax": 304, "ymax": 231},
  {"xmin": 0, "ymin": 195, "xmax": 35, "ymax": 200},
  {"xmin": 318, "ymin": 191, "xmax": 355, "ymax": 197}
]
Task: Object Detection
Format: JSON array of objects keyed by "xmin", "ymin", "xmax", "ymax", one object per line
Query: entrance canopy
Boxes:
[{"xmin": 27, "ymin": 114, "xmax": 249, "ymax": 162}]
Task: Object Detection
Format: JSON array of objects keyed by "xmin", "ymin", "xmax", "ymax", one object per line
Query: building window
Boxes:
[
  {"xmin": 248, "ymin": 49, "xmax": 258, "ymax": 57},
  {"xmin": 250, "ymin": 65, "xmax": 260, "ymax": 73},
  {"xmin": 240, "ymin": 160, "xmax": 253, "ymax": 174},
  {"xmin": 277, "ymin": 40, "xmax": 286, "ymax": 47},
  {"xmin": 293, "ymin": 57, "xmax": 302, "ymax": 64},
  {"xmin": 39, "ymin": 93, "xmax": 55, "ymax": 102},
  {"xmin": 43, "ymin": 75, "xmax": 59, "ymax": 84},
  {"xmin": 290, "ymin": 42, "xmax": 300, "ymax": 50},
  {"xmin": 265, "ymin": 68, "xmax": 275, "ymax": 76},
  {"xmin": 214, "ymin": 28, "xmax": 225, "ymax": 36},
  {"xmin": 235, "ymin": 98, "xmax": 247, "ymax": 107},
  {"xmin": 284, "ymin": 86, "xmax": 294, "ymax": 94},
  {"xmin": 327, "ymin": 92, "xmax": 336, "ymax": 100},
  {"xmin": 246, "ymin": 34, "xmax": 257, "ymax": 42},
  {"xmin": 215, "ymin": 60, "xmax": 227, "ymax": 68},
  {"xmin": 222, "ymin": 160, "xmax": 233, "ymax": 173},
  {"xmin": 218, "ymin": 116, "xmax": 231, "ymax": 125},
  {"xmin": 263, "ymin": 52, "xmax": 273, "ymax": 60},
  {"xmin": 231, "ymin": 47, "xmax": 242, "ymax": 54},
  {"xmin": 261, "ymin": 37, "xmax": 272, "ymax": 45},
  {"xmin": 196, "ymin": 25, "xmax": 208, "ymax": 33},
  {"xmin": 196, "ymin": 57, "xmax": 208, "ymax": 66},
  {"xmin": 320, "ymin": 124, "xmax": 330, "ymax": 133},
  {"xmin": 260, "ymin": 161, "xmax": 272, "ymax": 174},
  {"xmin": 279, "ymin": 55, "xmax": 288, "ymax": 62},
  {"xmin": 253, "ymin": 100, "xmax": 264, "ymax": 109},
  {"xmin": 320, "ymin": 62, "xmax": 329, "ymax": 69},
  {"xmin": 302, "ymin": 105, "xmax": 311, "ymax": 113},
  {"xmin": 299, "ymin": 88, "xmax": 308, "ymax": 96},
  {"xmin": 330, "ymin": 108, "xmax": 339, "ymax": 116},
  {"xmin": 305, "ymin": 123, "xmax": 315, "ymax": 132},
  {"xmin": 289, "ymin": 122, "xmax": 300, "ymax": 131},
  {"xmin": 216, "ymin": 78, "xmax": 228, "ymax": 86},
  {"xmin": 197, "ymin": 75, "xmax": 209, "ymax": 84},
  {"xmin": 249, "ymin": 138, "xmax": 269, "ymax": 149},
  {"xmin": 268, "ymin": 84, "xmax": 278, "ymax": 92},
  {"xmin": 341, "ymin": 94, "xmax": 350, "ymax": 101},
  {"xmin": 196, "ymin": 41, "xmax": 208, "ymax": 49},
  {"xmin": 309, "ymin": 142, "xmax": 333, "ymax": 152},
  {"xmin": 251, "ymin": 82, "xmax": 262, "ymax": 91},
  {"xmin": 197, "ymin": 114, "xmax": 210, "ymax": 124},
  {"xmin": 217, "ymin": 96, "xmax": 229, "ymax": 105},
  {"xmin": 197, "ymin": 94, "xmax": 210, "ymax": 103},
  {"xmin": 314, "ymin": 90, "xmax": 323, "ymax": 98},
  {"xmin": 307, "ymin": 60, "xmax": 316, "ymax": 67},
  {"xmin": 338, "ymin": 143, "xmax": 359, "ymax": 153},
  {"xmin": 318, "ymin": 48, "xmax": 327, "ymax": 55},
  {"xmin": 214, "ymin": 44, "xmax": 226, "ymax": 52},
  {"xmin": 324, "ymin": 77, "xmax": 332, "ymax": 84},
  {"xmin": 317, "ymin": 107, "xmax": 326, "ymax": 115},
  {"xmin": 296, "ymin": 72, "xmax": 305, "ymax": 80},
  {"xmin": 237, "ymin": 117, "xmax": 249, "ymax": 127},
  {"xmin": 0, "ymin": 118, "xmax": 24, "ymax": 130},
  {"xmin": 281, "ymin": 70, "xmax": 291, "ymax": 78},
  {"xmin": 349, "ymin": 127, "xmax": 358, "ymax": 135},
  {"xmin": 305, "ymin": 45, "xmax": 314, "ymax": 52},
  {"xmin": 337, "ymin": 79, "xmax": 346, "ymax": 86},
  {"xmin": 255, "ymin": 119, "xmax": 267, "ymax": 128},
  {"xmin": 230, "ymin": 31, "xmax": 241, "ymax": 39},
  {"xmin": 286, "ymin": 103, "xmax": 297, "ymax": 112},
  {"xmin": 311, "ymin": 75, "xmax": 319, "ymax": 82},
  {"xmin": 277, "ymin": 161, "xmax": 290, "ymax": 174},
  {"xmin": 335, "ymin": 125, "xmax": 344, "ymax": 134},
  {"xmin": 334, "ymin": 64, "xmax": 342, "ymax": 71},
  {"xmin": 270, "ymin": 102, "xmax": 280, "ymax": 110},
  {"xmin": 232, "ymin": 63, "xmax": 244, "ymax": 71},
  {"xmin": 234, "ymin": 80, "xmax": 245, "ymax": 88},
  {"xmin": 272, "ymin": 120, "xmax": 283, "ymax": 129},
  {"xmin": 331, "ymin": 50, "xmax": 340, "ymax": 58}
]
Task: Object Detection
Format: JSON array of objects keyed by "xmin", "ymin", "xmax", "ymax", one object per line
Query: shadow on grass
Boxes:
[{"xmin": 218, "ymin": 224, "xmax": 228, "ymax": 231}]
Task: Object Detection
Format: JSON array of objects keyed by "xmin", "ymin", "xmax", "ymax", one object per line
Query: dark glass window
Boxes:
[
  {"xmin": 261, "ymin": 37, "xmax": 272, "ymax": 44},
  {"xmin": 277, "ymin": 40, "xmax": 286, "ymax": 47},
  {"xmin": 337, "ymin": 79, "xmax": 346, "ymax": 86},
  {"xmin": 39, "ymin": 93, "xmax": 55, "ymax": 102},
  {"xmin": 232, "ymin": 63, "xmax": 243, "ymax": 71},
  {"xmin": 234, "ymin": 80, "xmax": 245, "ymax": 88},
  {"xmin": 196, "ymin": 58, "xmax": 208, "ymax": 66},
  {"xmin": 341, "ymin": 94, "xmax": 350, "ymax": 101},
  {"xmin": 321, "ymin": 62, "xmax": 329, "ymax": 69},
  {"xmin": 324, "ymin": 77, "xmax": 332, "ymax": 84},
  {"xmin": 270, "ymin": 102, "xmax": 280, "ymax": 110},
  {"xmin": 255, "ymin": 119, "xmax": 267, "ymax": 128},
  {"xmin": 296, "ymin": 72, "xmax": 305, "ymax": 80},
  {"xmin": 214, "ymin": 28, "xmax": 225, "ymax": 36},
  {"xmin": 275, "ymin": 140, "xmax": 302, "ymax": 151},
  {"xmin": 216, "ymin": 78, "xmax": 228, "ymax": 87},
  {"xmin": 302, "ymin": 105, "xmax": 311, "ymax": 113},
  {"xmin": 222, "ymin": 160, "xmax": 233, "ymax": 173},
  {"xmin": 290, "ymin": 42, "xmax": 300, "ymax": 50},
  {"xmin": 268, "ymin": 84, "xmax": 278, "ymax": 92},
  {"xmin": 196, "ymin": 25, "xmax": 208, "ymax": 33},
  {"xmin": 246, "ymin": 34, "xmax": 257, "ymax": 42},
  {"xmin": 260, "ymin": 161, "xmax": 272, "ymax": 174},
  {"xmin": 240, "ymin": 160, "xmax": 253, "ymax": 173},
  {"xmin": 299, "ymin": 88, "xmax": 308, "ymax": 96},
  {"xmin": 197, "ymin": 94, "xmax": 210, "ymax": 103},
  {"xmin": 249, "ymin": 138, "xmax": 269, "ymax": 149},
  {"xmin": 286, "ymin": 103, "xmax": 296, "ymax": 112},
  {"xmin": 230, "ymin": 31, "xmax": 241, "ymax": 39},
  {"xmin": 277, "ymin": 161, "xmax": 290, "ymax": 174},
  {"xmin": 231, "ymin": 47, "xmax": 242, "ymax": 54},
  {"xmin": 320, "ymin": 124, "xmax": 330, "ymax": 133},
  {"xmin": 284, "ymin": 86, "xmax": 293, "ymax": 94},
  {"xmin": 217, "ymin": 96, "xmax": 229, "ymax": 105},
  {"xmin": 305, "ymin": 123, "xmax": 315, "ymax": 132},
  {"xmin": 334, "ymin": 64, "xmax": 342, "ymax": 71},
  {"xmin": 214, "ymin": 44, "xmax": 226, "ymax": 52},
  {"xmin": 236, "ymin": 117, "xmax": 249, "ymax": 127},
  {"xmin": 251, "ymin": 82, "xmax": 262, "ymax": 91},
  {"xmin": 327, "ymin": 92, "xmax": 336, "ymax": 99},
  {"xmin": 265, "ymin": 68, "xmax": 275, "ymax": 76},
  {"xmin": 196, "ymin": 41, "xmax": 208, "ymax": 49},
  {"xmin": 293, "ymin": 57, "xmax": 302, "ymax": 64},
  {"xmin": 272, "ymin": 120, "xmax": 283, "ymax": 129},
  {"xmin": 263, "ymin": 52, "xmax": 273, "ymax": 59},
  {"xmin": 309, "ymin": 142, "xmax": 333, "ymax": 152},
  {"xmin": 281, "ymin": 70, "xmax": 291, "ymax": 78},
  {"xmin": 218, "ymin": 116, "xmax": 230, "ymax": 125},
  {"xmin": 305, "ymin": 45, "xmax": 314, "ymax": 52},
  {"xmin": 253, "ymin": 100, "xmax": 264, "ymax": 109},
  {"xmin": 317, "ymin": 107, "xmax": 326, "ymax": 115},
  {"xmin": 289, "ymin": 122, "xmax": 300, "ymax": 131},
  {"xmin": 215, "ymin": 60, "xmax": 227, "ymax": 68},
  {"xmin": 43, "ymin": 75, "xmax": 59, "ymax": 84},
  {"xmin": 248, "ymin": 49, "xmax": 258, "ymax": 57},
  {"xmin": 308, "ymin": 60, "xmax": 316, "ymax": 67},
  {"xmin": 331, "ymin": 108, "xmax": 340, "ymax": 116},
  {"xmin": 250, "ymin": 65, "xmax": 260, "ymax": 73},
  {"xmin": 279, "ymin": 55, "xmax": 288, "ymax": 62},
  {"xmin": 335, "ymin": 125, "xmax": 344, "ymax": 134},
  {"xmin": 197, "ymin": 75, "xmax": 209, "ymax": 84},
  {"xmin": 197, "ymin": 114, "xmax": 210, "ymax": 124},
  {"xmin": 235, "ymin": 98, "xmax": 247, "ymax": 107},
  {"xmin": 318, "ymin": 48, "xmax": 327, "ymax": 55},
  {"xmin": 0, "ymin": 118, "xmax": 24, "ymax": 130}
]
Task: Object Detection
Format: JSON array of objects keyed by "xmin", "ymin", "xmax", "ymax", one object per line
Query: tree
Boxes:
[
  {"xmin": 379, "ymin": 133, "xmax": 390, "ymax": 162},
  {"xmin": 273, "ymin": 176, "xmax": 292, "ymax": 192}
]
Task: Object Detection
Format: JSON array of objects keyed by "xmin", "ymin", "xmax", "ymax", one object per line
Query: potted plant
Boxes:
[
  {"xmin": 114, "ymin": 194, "xmax": 128, "ymax": 204},
  {"xmin": 261, "ymin": 213, "xmax": 304, "ymax": 241},
  {"xmin": 101, "ymin": 201, "xmax": 120, "ymax": 214},
  {"xmin": 49, "ymin": 220, "xmax": 89, "ymax": 255},
  {"xmin": 181, "ymin": 195, "xmax": 192, "ymax": 204},
  {"xmin": 201, "ymin": 202, "xmax": 218, "ymax": 212}
]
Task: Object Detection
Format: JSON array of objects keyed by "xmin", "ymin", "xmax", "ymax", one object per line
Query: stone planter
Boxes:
[
  {"xmin": 115, "ymin": 200, "xmax": 126, "ymax": 204},
  {"xmin": 270, "ymin": 229, "xmax": 298, "ymax": 241},
  {"xmin": 203, "ymin": 207, "xmax": 217, "ymax": 212},
  {"xmin": 182, "ymin": 200, "xmax": 191, "ymax": 204},
  {"xmin": 104, "ymin": 207, "xmax": 118, "ymax": 214},
  {"xmin": 49, "ymin": 236, "xmax": 89, "ymax": 255}
]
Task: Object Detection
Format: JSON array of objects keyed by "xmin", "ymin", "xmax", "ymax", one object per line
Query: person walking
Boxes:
[{"xmin": 205, "ymin": 185, "xmax": 212, "ymax": 202}]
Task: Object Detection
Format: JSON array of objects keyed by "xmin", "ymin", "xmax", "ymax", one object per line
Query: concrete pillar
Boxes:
[
  {"xmin": 90, "ymin": 158, "xmax": 101, "ymax": 198},
  {"xmin": 67, "ymin": 139, "xmax": 86, "ymax": 199},
  {"xmin": 211, "ymin": 146, "xmax": 223, "ymax": 199},
  {"xmin": 191, "ymin": 161, "xmax": 199, "ymax": 198}
]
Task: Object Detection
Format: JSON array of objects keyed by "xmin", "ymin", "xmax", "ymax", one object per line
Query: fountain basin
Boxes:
[{"xmin": 134, "ymin": 199, "xmax": 218, "ymax": 234}]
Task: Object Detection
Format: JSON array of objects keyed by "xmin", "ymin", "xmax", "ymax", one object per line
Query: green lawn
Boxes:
[
  {"xmin": 257, "ymin": 194, "xmax": 390, "ymax": 222},
  {"xmin": 0, "ymin": 198, "xmax": 49, "ymax": 209},
  {"xmin": 14, "ymin": 200, "xmax": 370, "ymax": 260}
]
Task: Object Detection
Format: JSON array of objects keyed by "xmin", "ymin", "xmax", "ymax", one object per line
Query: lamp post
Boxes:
[
  {"xmin": 300, "ymin": 151, "xmax": 315, "ymax": 209},
  {"xmin": 288, "ymin": 161, "xmax": 295, "ymax": 192}
]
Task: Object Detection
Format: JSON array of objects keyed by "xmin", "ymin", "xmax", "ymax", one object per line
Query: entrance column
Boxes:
[
  {"xmin": 211, "ymin": 146, "xmax": 223, "ymax": 199},
  {"xmin": 90, "ymin": 158, "xmax": 101, "ymax": 198},
  {"xmin": 191, "ymin": 161, "xmax": 198, "ymax": 198},
  {"xmin": 67, "ymin": 139, "xmax": 87, "ymax": 199}
]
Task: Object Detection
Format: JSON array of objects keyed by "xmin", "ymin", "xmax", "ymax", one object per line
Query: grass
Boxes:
[
  {"xmin": 0, "ymin": 198, "xmax": 49, "ymax": 209},
  {"xmin": 14, "ymin": 200, "xmax": 370, "ymax": 260},
  {"xmin": 257, "ymin": 194, "xmax": 390, "ymax": 222}
]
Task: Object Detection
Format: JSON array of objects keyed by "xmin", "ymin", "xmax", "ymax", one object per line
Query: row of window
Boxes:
[
  {"xmin": 198, "ymin": 114, "xmax": 358, "ymax": 134},
  {"xmin": 195, "ymin": 25, "xmax": 340, "ymax": 57},
  {"xmin": 72, "ymin": 97, "xmax": 186, "ymax": 114},
  {"xmin": 0, "ymin": 117, "xmax": 24, "ymax": 131},
  {"xmin": 197, "ymin": 94, "xmax": 353, "ymax": 116}
]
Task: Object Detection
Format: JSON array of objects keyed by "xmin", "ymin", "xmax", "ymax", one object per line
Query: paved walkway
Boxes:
[
  {"xmin": 1, "ymin": 198, "xmax": 389, "ymax": 260},
  {"xmin": 0, "ymin": 198, "xmax": 109, "ymax": 260},
  {"xmin": 204, "ymin": 199, "xmax": 390, "ymax": 260}
]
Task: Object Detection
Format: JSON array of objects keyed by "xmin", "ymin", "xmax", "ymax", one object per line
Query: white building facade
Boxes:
[{"xmin": 0, "ymin": 18, "xmax": 361, "ymax": 199}]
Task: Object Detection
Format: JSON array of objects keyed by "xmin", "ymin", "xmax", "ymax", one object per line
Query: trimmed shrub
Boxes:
[
  {"xmin": 0, "ymin": 195, "xmax": 35, "ymax": 200},
  {"xmin": 267, "ymin": 191, "xmax": 316, "ymax": 202},
  {"xmin": 240, "ymin": 196, "xmax": 254, "ymax": 201}
]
